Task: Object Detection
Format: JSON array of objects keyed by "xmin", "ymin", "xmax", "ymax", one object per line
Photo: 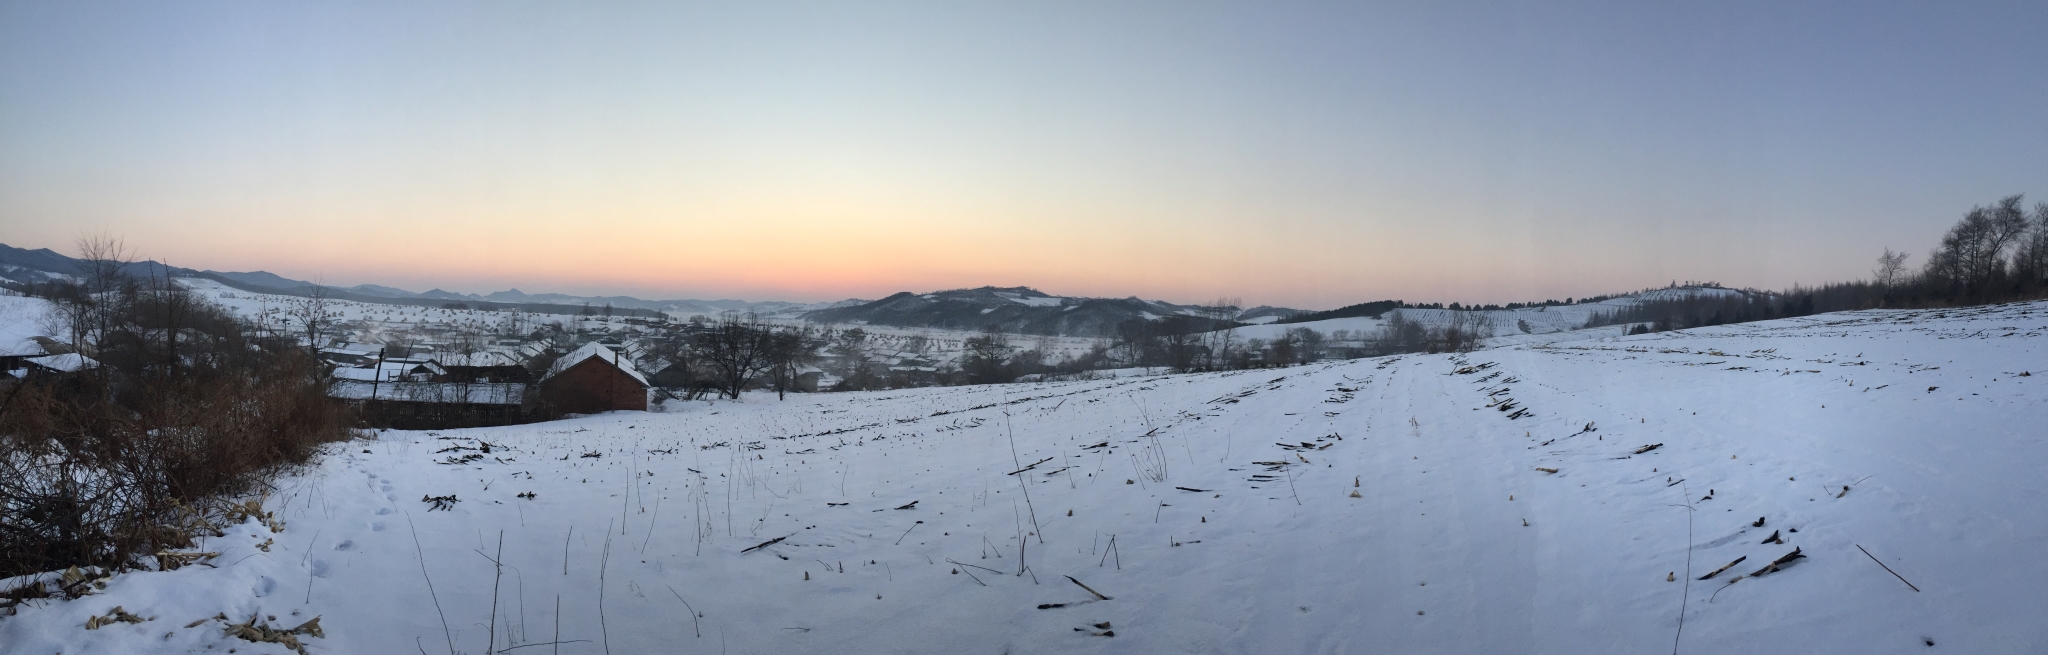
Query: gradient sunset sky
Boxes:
[{"xmin": 4, "ymin": 2, "xmax": 2046, "ymax": 308}]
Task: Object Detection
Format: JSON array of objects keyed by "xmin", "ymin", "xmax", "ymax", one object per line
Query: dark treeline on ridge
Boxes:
[{"xmin": 1589, "ymin": 194, "xmax": 2048, "ymax": 334}]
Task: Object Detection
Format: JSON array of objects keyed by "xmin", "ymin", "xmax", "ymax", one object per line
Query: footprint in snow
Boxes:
[
  {"xmin": 385, "ymin": 493, "xmax": 396, "ymax": 501},
  {"xmin": 253, "ymin": 576, "xmax": 276, "ymax": 597},
  {"xmin": 310, "ymin": 560, "xmax": 332, "ymax": 578},
  {"xmin": 370, "ymin": 521, "xmax": 385, "ymax": 532},
  {"xmin": 375, "ymin": 507, "xmax": 391, "ymax": 515},
  {"xmin": 333, "ymin": 540, "xmax": 354, "ymax": 551}
]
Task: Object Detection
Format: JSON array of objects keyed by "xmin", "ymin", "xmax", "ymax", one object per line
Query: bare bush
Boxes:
[{"xmin": 1, "ymin": 256, "xmax": 353, "ymax": 579}]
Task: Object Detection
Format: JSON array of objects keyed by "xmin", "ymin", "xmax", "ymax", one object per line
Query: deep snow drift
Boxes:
[{"xmin": 3, "ymin": 302, "xmax": 2043, "ymax": 654}]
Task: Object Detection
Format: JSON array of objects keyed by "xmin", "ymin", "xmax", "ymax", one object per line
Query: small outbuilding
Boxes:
[{"xmin": 541, "ymin": 342, "xmax": 649, "ymax": 414}]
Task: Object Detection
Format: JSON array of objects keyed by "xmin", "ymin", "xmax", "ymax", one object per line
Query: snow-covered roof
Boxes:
[
  {"xmin": 332, "ymin": 360, "xmax": 443, "ymax": 382},
  {"xmin": 327, "ymin": 380, "xmax": 526, "ymax": 405},
  {"xmin": 2, "ymin": 337, "xmax": 49, "ymax": 358},
  {"xmin": 27, "ymin": 353, "xmax": 97, "ymax": 372},
  {"xmin": 428, "ymin": 351, "xmax": 521, "ymax": 368},
  {"xmin": 545, "ymin": 342, "xmax": 649, "ymax": 386}
]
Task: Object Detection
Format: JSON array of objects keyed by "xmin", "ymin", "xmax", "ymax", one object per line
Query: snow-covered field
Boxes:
[
  {"xmin": 1229, "ymin": 287, "xmax": 1753, "ymax": 348},
  {"xmin": 4, "ymin": 301, "xmax": 2043, "ymax": 654}
]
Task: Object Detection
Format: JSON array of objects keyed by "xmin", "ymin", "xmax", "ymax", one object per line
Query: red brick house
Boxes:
[{"xmin": 541, "ymin": 342, "xmax": 649, "ymax": 414}]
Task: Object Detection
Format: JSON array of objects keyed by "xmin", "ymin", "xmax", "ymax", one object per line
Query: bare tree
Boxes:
[
  {"xmin": 1202, "ymin": 297, "xmax": 1241, "ymax": 371},
  {"xmin": 1156, "ymin": 316, "xmax": 1203, "ymax": 373},
  {"xmin": 1286, "ymin": 327, "xmax": 1327, "ymax": 363},
  {"xmin": 64, "ymin": 235, "xmax": 136, "ymax": 357},
  {"xmin": 1873, "ymin": 248, "xmax": 1911, "ymax": 288},
  {"xmin": 1925, "ymin": 195, "xmax": 2033, "ymax": 295},
  {"xmin": 961, "ymin": 327, "xmax": 1013, "ymax": 384},
  {"xmin": 2015, "ymin": 202, "xmax": 2048, "ymax": 285},
  {"xmin": 1267, "ymin": 331, "xmax": 1296, "ymax": 366},
  {"xmin": 695, "ymin": 312, "xmax": 772, "ymax": 399},
  {"xmin": 284, "ymin": 285, "xmax": 336, "ymax": 357},
  {"xmin": 764, "ymin": 326, "xmax": 821, "ymax": 400}
]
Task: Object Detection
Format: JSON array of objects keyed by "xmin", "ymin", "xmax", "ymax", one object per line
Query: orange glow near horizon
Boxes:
[{"xmin": 6, "ymin": 3, "xmax": 2032, "ymax": 308}]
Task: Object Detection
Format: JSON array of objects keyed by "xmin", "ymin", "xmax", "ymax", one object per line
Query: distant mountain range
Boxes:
[
  {"xmin": 0, "ymin": 243, "xmax": 735, "ymax": 319},
  {"xmin": 800, "ymin": 286, "xmax": 1297, "ymax": 337},
  {"xmin": 3, "ymin": 243, "xmax": 1301, "ymax": 334}
]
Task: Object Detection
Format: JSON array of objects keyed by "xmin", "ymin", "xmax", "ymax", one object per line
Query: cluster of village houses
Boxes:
[
  {"xmin": 314, "ymin": 325, "xmax": 968, "ymax": 429},
  {"xmin": 5, "ymin": 302, "xmax": 984, "ymax": 430}
]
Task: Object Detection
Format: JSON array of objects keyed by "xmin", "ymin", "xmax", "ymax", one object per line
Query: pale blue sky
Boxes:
[{"xmin": 3, "ymin": 2, "xmax": 2044, "ymax": 307}]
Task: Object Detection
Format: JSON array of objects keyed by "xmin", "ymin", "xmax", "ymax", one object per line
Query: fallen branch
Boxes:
[
  {"xmin": 1633, "ymin": 443, "xmax": 1663, "ymax": 455},
  {"xmin": 1006, "ymin": 457, "xmax": 1054, "ymax": 476},
  {"xmin": 1174, "ymin": 487, "xmax": 1210, "ymax": 493},
  {"xmin": 1747, "ymin": 548, "xmax": 1804, "ymax": 577},
  {"xmin": 1065, "ymin": 575, "xmax": 1111, "ymax": 600},
  {"xmin": 1697, "ymin": 556, "xmax": 1746, "ymax": 580},
  {"xmin": 1856, "ymin": 544, "xmax": 1920, "ymax": 592},
  {"xmin": 741, "ymin": 536, "xmax": 788, "ymax": 553}
]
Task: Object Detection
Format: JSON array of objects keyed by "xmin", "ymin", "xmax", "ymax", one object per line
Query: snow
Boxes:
[
  {"xmin": 998, "ymin": 293, "xmax": 1066, "ymax": 308},
  {"xmin": 4, "ymin": 301, "xmax": 2044, "ymax": 653},
  {"xmin": 546, "ymin": 342, "xmax": 649, "ymax": 386},
  {"xmin": 327, "ymin": 380, "xmax": 526, "ymax": 405},
  {"xmin": 1228, "ymin": 316, "xmax": 1388, "ymax": 341},
  {"xmin": 0, "ymin": 294, "xmax": 58, "ymax": 357},
  {"xmin": 25, "ymin": 352, "xmax": 96, "ymax": 372},
  {"xmin": 426, "ymin": 351, "xmax": 523, "ymax": 368}
]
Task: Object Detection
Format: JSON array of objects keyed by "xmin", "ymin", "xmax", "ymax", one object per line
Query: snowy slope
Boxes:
[
  {"xmin": 1233, "ymin": 286, "xmax": 1753, "ymax": 343},
  {"xmin": 179, "ymin": 277, "xmax": 651, "ymax": 345},
  {"xmin": 2, "ymin": 301, "xmax": 2042, "ymax": 654},
  {"xmin": 0, "ymin": 293, "xmax": 61, "ymax": 356}
]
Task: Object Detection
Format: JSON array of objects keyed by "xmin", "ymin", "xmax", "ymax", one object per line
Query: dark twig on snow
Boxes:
[
  {"xmin": 403, "ymin": 512, "xmax": 456, "ymax": 655},
  {"xmin": 1065, "ymin": 575, "xmax": 1110, "ymax": 600},
  {"xmin": 665, "ymin": 585, "xmax": 703, "ymax": 637},
  {"xmin": 1671, "ymin": 486, "xmax": 1696, "ymax": 655},
  {"xmin": 1697, "ymin": 556, "xmax": 1746, "ymax": 581},
  {"xmin": 1747, "ymin": 548, "xmax": 1805, "ymax": 577},
  {"xmin": 741, "ymin": 535, "xmax": 789, "ymax": 553},
  {"xmin": 1006, "ymin": 457, "xmax": 1053, "ymax": 476},
  {"xmin": 498, "ymin": 639, "xmax": 592, "ymax": 653},
  {"xmin": 599, "ymin": 528, "xmax": 613, "ymax": 655},
  {"xmin": 895, "ymin": 521, "xmax": 923, "ymax": 545},
  {"xmin": 944, "ymin": 559, "xmax": 988, "ymax": 586},
  {"xmin": 1857, "ymin": 544, "xmax": 1920, "ymax": 592}
]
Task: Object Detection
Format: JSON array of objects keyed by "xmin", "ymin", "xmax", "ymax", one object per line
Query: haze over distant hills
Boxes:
[
  {"xmin": 0, "ymin": 242, "xmax": 1307, "ymax": 335},
  {"xmin": 800, "ymin": 286, "xmax": 1267, "ymax": 336}
]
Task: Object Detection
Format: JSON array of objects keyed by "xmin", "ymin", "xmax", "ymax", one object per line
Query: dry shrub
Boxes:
[{"xmin": 1, "ymin": 272, "xmax": 355, "ymax": 580}]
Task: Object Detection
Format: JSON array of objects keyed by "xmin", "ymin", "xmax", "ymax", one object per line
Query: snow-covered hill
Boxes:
[
  {"xmin": 1228, "ymin": 286, "xmax": 1753, "ymax": 348},
  {"xmin": 800, "ymin": 286, "xmax": 1292, "ymax": 337},
  {"xmin": 0, "ymin": 241, "xmax": 853, "ymax": 319},
  {"xmin": 3, "ymin": 301, "xmax": 2042, "ymax": 653}
]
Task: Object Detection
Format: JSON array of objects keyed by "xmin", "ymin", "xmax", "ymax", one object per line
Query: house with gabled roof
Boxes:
[{"xmin": 541, "ymin": 342, "xmax": 648, "ymax": 414}]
